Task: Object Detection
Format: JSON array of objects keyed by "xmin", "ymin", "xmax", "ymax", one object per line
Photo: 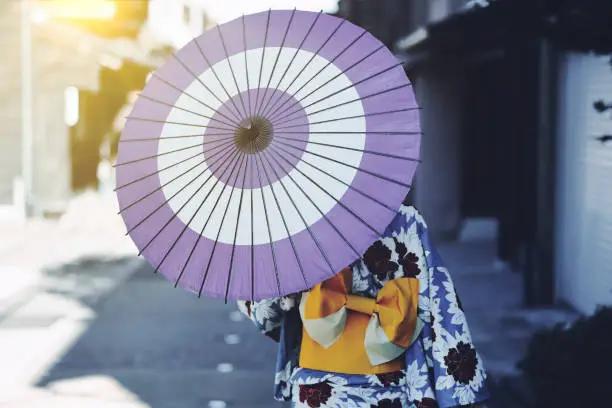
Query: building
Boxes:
[
  {"xmin": 555, "ymin": 53, "xmax": 612, "ymax": 314},
  {"xmin": 0, "ymin": 1, "xmax": 103, "ymax": 220},
  {"xmin": 142, "ymin": 0, "xmax": 215, "ymax": 50},
  {"xmin": 339, "ymin": 0, "xmax": 612, "ymax": 314},
  {"xmin": 0, "ymin": 0, "xmax": 206, "ymax": 220}
]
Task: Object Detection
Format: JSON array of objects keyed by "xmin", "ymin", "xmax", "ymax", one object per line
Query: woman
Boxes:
[{"xmin": 238, "ymin": 204, "xmax": 490, "ymax": 407}]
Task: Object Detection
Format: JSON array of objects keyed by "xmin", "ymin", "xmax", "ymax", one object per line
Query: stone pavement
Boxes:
[{"xmin": 437, "ymin": 220, "xmax": 579, "ymax": 408}]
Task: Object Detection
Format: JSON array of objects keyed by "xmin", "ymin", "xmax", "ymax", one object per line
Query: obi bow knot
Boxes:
[{"xmin": 298, "ymin": 269, "xmax": 424, "ymax": 374}]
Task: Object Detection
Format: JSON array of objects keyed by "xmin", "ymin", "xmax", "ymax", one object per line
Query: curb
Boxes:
[
  {"xmin": 0, "ymin": 257, "xmax": 144, "ymax": 325},
  {"xmin": 0, "ymin": 284, "xmax": 41, "ymax": 324}
]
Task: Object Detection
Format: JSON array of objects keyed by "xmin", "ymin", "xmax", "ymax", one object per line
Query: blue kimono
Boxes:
[{"xmin": 238, "ymin": 206, "xmax": 490, "ymax": 407}]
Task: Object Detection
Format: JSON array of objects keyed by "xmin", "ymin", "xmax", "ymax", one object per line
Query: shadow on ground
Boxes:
[
  {"xmin": 40, "ymin": 255, "xmax": 138, "ymax": 308},
  {"xmin": 32, "ymin": 258, "xmax": 287, "ymax": 408}
]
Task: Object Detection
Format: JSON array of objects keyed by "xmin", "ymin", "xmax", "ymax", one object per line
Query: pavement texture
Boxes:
[{"xmin": 0, "ymin": 194, "xmax": 580, "ymax": 407}]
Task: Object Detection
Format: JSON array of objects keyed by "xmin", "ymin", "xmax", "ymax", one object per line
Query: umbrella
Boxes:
[{"xmin": 115, "ymin": 9, "xmax": 421, "ymax": 302}]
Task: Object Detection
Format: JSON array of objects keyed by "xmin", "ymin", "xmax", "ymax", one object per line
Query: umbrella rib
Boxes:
[
  {"xmin": 115, "ymin": 150, "xmax": 202, "ymax": 192},
  {"xmin": 270, "ymin": 61, "xmax": 405, "ymax": 124},
  {"xmin": 136, "ymin": 93, "xmax": 237, "ymax": 130},
  {"xmin": 114, "ymin": 142, "xmax": 203, "ymax": 168},
  {"xmin": 119, "ymin": 132, "xmax": 235, "ymax": 143},
  {"xmin": 277, "ymin": 130, "xmax": 422, "ymax": 135},
  {"xmin": 170, "ymin": 53, "xmax": 243, "ymax": 124},
  {"xmin": 254, "ymin": 8, "xmax": 296, "ymax": 118},
  {"xmin": 216, "ymin": 25, "xmax": 249, "ymax": 119},
  {"xmin": 242, "ymin": 15, "xmax": 252, "ymax": 117},
  {"xmin": 273, "ymin": 139, "xmax": 412, "ymax": 188},
  {"xmin": 173, "ymin": 151, "xmax": 245, "ymax": 288},
  {"xmin": 253, "ymin": 154, "xmax": 283, "ymax": 297},
  {"xmin": 259, "ymin": 151, "xmax": 336, "ymax": 277},
  {"xmin": 119, "ymin": 157, "xmax": 204, "ymax": 215},
  {"xmin": 198, "ymin": 153, "xmax": 248, "ymax": 297},
  {"xmin": 265, "ymin": 29, "xmax": 367, "ymax": 122},
  {"xmin": 149, "ymin": 150, "xmax": 243, "ymax": 275},
  {"xmin": 249, "ymin": 157, "xmax": 255, "ymax": 301},
  {"xmin": 257, "ymin": 11, "xmax": 323, "ymax": 119},
  {"xmin": 273, "ymin": 135, "xmax": 421, "ymax": 163},
  {"xmin": 275, "ymin": 107, "xmax": 422, "ymax": 131},
  {"xmin": 151, "ymin": 72, "xmax": 240, "ymax": 127},
  {"xmin": 262, "ymin": 148, "xmax": 361, "ymax": 258},
  {"xmin": 115, "ymin": 138, "xmax": 234, "ymax": 192},
  {"xmin": 254, "ymin": 10, "xmax": 272, "ymax": 118},
  {"xmin": 265, "ymin": 146, "xmax": 381, "ymax": 237},
  {"xmin": 267, "ymin": 44, "xmax": 385, "ymax": 122},
  {"xmin": 255, "ymin": 153, "xmax": 309, "ymax": 289},
  {"xmin": 269, "ymin": 142, "xmax": 406, "ymax": 212},
  {"xmin": 260, "ymin": 17, "xmax": 346, "ymax": 120},
  {"xmin": 297, "ymin": 83, "xmax": 414, "ymax": 121},
  {"xmin": 224, "ymin": 154, "xmax": 250, "ymax": 303},
  {"xmin": 123, "ymin": 146, "xmax": 237, "ymax": 233},
  {"xmin": 125, "ymin": 116, "xmax": 235, "ymax": 132}
]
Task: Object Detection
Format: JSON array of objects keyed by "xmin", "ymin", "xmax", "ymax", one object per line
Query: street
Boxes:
[{"xmin": 2, "ymin": 258, "xmax": 287, "ymax": 408}]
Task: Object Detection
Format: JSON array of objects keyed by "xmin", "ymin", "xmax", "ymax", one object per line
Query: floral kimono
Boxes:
[{"xmin": 237, "ymin": 205, "xmax": 490, "ymax": 407}]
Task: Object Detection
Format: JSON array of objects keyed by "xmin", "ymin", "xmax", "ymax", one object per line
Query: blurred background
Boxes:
[{"xmin": 0, "ymin": 0, "xmax": 611, "ymax": 407}]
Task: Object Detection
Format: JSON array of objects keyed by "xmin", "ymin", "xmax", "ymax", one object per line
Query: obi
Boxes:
[{"xmin": 298, "ymin": 268, "xmax": 423, "ymax": 375}]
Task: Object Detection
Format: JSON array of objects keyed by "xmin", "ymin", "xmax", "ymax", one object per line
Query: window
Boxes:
[{"xmin": 183, "ymin": 5, "xmax": 190, "ymax": 24}]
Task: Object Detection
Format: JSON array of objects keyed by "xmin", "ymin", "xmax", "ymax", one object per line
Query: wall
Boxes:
[
  {"xmin": 145, "ymin": 0, "xmax": 212, "ymax": 49},
  {"xmin": 0, "ymin": 3, "xmax": 23, "ymax": 208},
  {"xmin": 0, "ymin": 3, "xmax": 101, "ymax": 218},
  {"xmin": 32, "ymin": 30, "xmax": 101, "ymax": 215},
  {"xmin": 555, "ymin": 53, "xmax": 612, "ymax": 314},
  {"xmin": 412, "ymin": 66, "xmax": 466, "ymax": 241}
]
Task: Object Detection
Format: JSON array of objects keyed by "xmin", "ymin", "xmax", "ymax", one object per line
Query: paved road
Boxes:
[{"xmin": 32, "ymin": 262, "xmax": 288, "ymax": 408}]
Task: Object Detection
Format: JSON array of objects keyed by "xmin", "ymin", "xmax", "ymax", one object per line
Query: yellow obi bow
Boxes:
[{"xmin": 299, "ymin": 268, "xmax": 423, "ymax": 375}]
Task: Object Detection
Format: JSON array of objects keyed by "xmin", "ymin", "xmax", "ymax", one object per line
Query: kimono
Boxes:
[{"xmin": 237, "ymin": 205, "xmax": 490, "ymax": 407}]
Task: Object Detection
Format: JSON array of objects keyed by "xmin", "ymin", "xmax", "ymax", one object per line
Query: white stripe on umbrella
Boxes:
[{"xmin": 157, "ymin": 48, "xmax": 366, "ymax": 246}]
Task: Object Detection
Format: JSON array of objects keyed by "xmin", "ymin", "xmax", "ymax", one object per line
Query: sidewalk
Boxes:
[
  {"xmin": 0, "ymin": 190, "xmax": 143, "ymax": 397},
  {"xmin": 438, "ymin": 219, "xmax": 579, "ymax": 407},
  {"xmin": 0, "ymin": 191, "xmax": 138, "ymax": 315}
]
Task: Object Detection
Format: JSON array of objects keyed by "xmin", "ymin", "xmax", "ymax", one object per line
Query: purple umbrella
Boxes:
[{"xmin": 115, "ymin": 9, "xmax": 421, "ymax": 302}]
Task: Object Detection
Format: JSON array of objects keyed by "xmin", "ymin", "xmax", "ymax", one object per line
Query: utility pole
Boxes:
[{"xmin": 20, "ymin": 0, "xmax": 34, "ymax": 218}]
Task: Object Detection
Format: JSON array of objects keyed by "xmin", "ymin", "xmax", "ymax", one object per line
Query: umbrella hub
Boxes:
[{"xmin": 234, "ymin": 116, "xmax": 273, "ymax": 154}]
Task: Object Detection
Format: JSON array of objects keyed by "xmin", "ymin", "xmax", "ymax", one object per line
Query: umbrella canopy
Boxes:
[{"xmin": 115, "ymin": 9, "xmax": 421, "ymax": 301}]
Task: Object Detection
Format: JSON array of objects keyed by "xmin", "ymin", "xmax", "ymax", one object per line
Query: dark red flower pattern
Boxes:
[
  {"xmin": 393, "ymin": 237, "xmax": 421, "ymax": 277},
  {"xmin": 415, "ymin": 397, "xmax": 438, "ymax": 408},
  {"xmin": 376, "ymin": 371, "xmax": 404, "ymax": 387},
  {"xmin": 299, "ymin": 382, "xmax": 332, "ymax": 407},
  {"xmin": 363, "ymin": 240, "xmax": 398, "ymax": 281},
  {"xmin": 371, "ymin": 398, "xmax": 403, "ymax": 408},
  {"xmin": 444, "ymin": 342, "xmax": 478, "ymax": 384}
]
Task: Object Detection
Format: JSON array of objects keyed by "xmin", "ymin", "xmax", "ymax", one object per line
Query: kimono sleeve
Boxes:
[
  {"xmin": 413, "ymin": 212, "xmax": 490, "ymax": 407},
  {"xmin": 237, "ymin": 296, "xmax": 297, "ymax": 342}
]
